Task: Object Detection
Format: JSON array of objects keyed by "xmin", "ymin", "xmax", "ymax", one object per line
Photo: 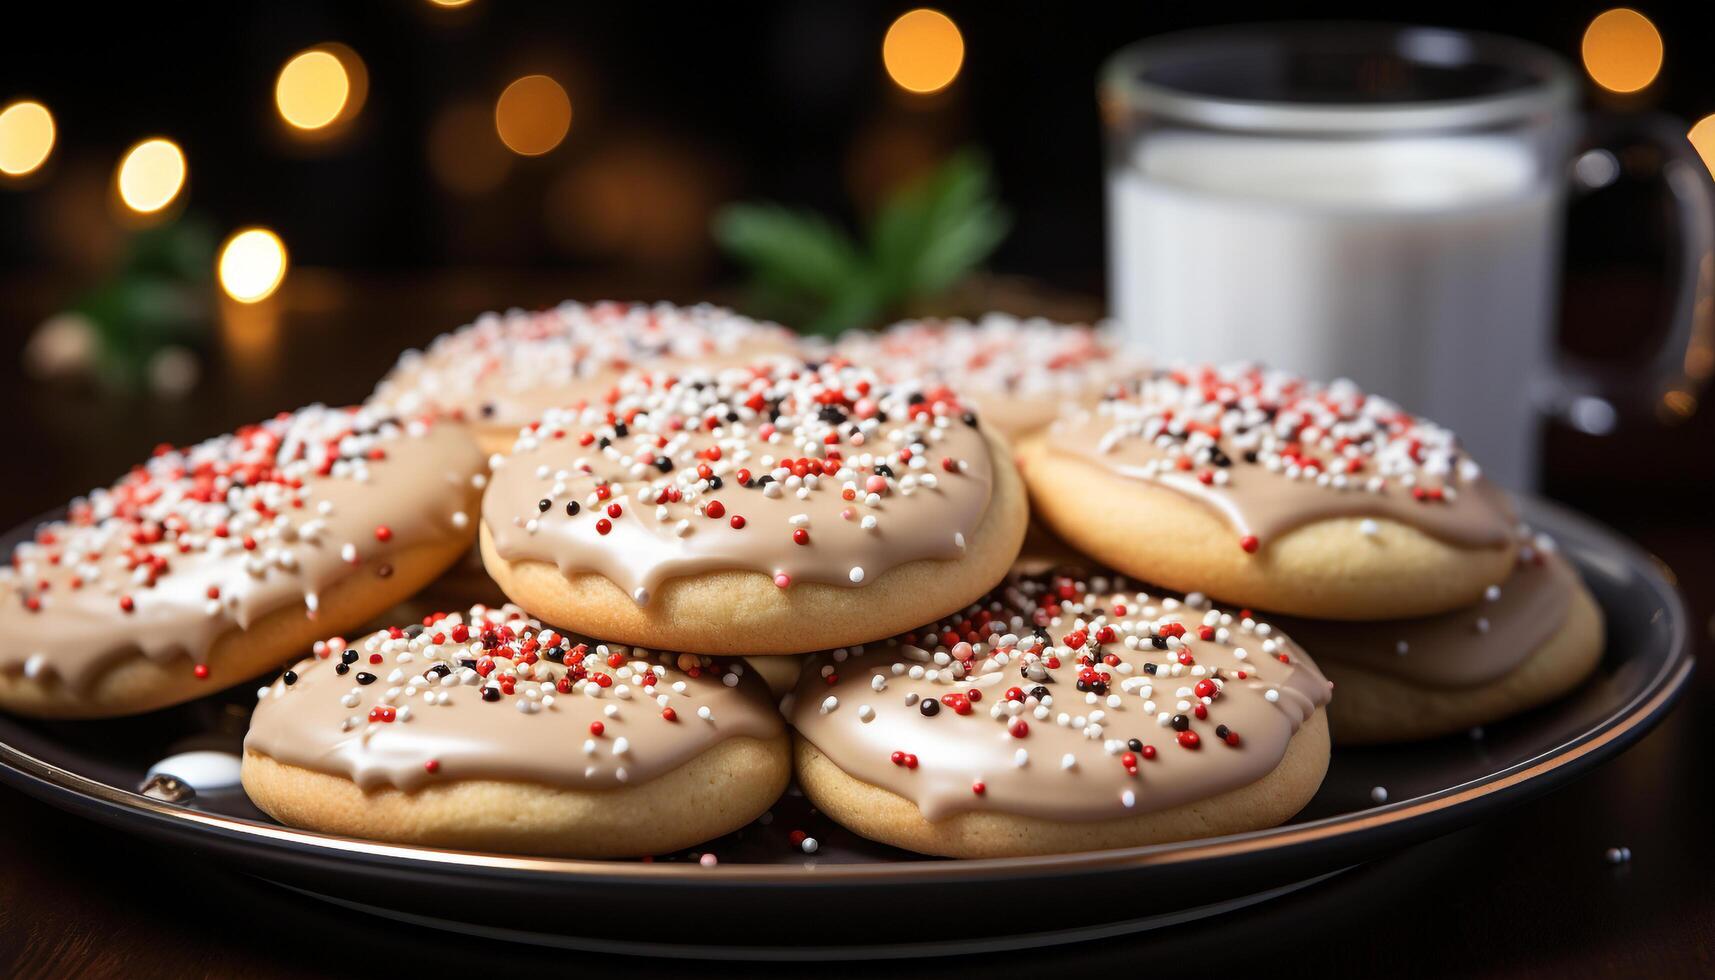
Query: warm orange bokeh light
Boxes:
[
  {"xmin": 276, "ymin": 44, "xmax": 368, "ymax": 132},
  {"xmin": 882, "ymin": 8, "xmax": 964, "ymax": 95},
  {"xmin": 1582, "ymin": 8, "xmax": 1663, "ymax": 94},
  {"xmin": 218, "ymin": 228, "xmax": 289, "ymax": 303},
  {"xmin": 495, "ymin": 74, "xmax": 572, "ymax": 156},
  {"xmin": 0, "ymin": 100, "xmax": 55, "ymax": 177},
  {"xmin": 116, "ymin": 138, "xmax": 187, "ymax": 214},
  {"xmin": 1689, "ymin": 115, "xmax": 1715, "ymax": 178}
]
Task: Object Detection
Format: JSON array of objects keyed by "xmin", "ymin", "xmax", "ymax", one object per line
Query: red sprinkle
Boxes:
[
  {"xmin": 793, "ymin": 528, "xmax": 810, "ymax": 546},
  {"xmin": 192, "ymin": 663, "xmax": 210, "ymax": 679},
  {"xmin": 375, "ymin": 525, "xmax": 393, "ymax": 542},
  {"xmin": 1239, "ymin": 535, "xmax": 1260, "ymax": 553}
]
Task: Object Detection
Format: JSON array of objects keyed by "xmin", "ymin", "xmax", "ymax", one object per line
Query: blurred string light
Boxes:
[
  {"xmin": 276, "ymin": 44, "xmax": 368, "ymax": 133},
  {"xmin": 1689, "ymin": 115, "xmax": 1715, "ymax": 178},
  {"xmin": 1581, "ymin": 8, "xmax": 1663, "ymax": 94},
  {"xmin": 882, "ymin": 8, "xmax": 964, "ymax": 95},
  {"xmin": 218, "ymin": 227, "xmax": 288, "ymax": 303},
  {"xmin": 115, "ymin": 138, "xmax": 186, "ymax": 214},
  {"xmin": 495, "ymin": 74, "xmax": 572, "ymax": 156},
  {"xmin": 427, "ymin": 0, "xmax": 474, "ymax": 6},
  {"xmin": 0, "ymin": 100, "xmax": 55, "ymax": 177},
  {"xmin": 430, "ymin": 99, "xmax": 512, "ymax": 194}
]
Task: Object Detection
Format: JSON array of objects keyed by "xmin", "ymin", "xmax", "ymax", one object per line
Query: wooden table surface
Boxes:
[{"xmin": 0, "ymin": 275, "xmax": 1709, "ymax": 978}]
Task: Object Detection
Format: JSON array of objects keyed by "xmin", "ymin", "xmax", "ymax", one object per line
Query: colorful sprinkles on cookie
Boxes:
[
  {"xmin": 1045, "ymin": 364, "xmax": 1517, "ymax": 550},
  {"xmin": 0, "ymin": 405, "xmax": 480, "ymax": 695},
  {"xmin": 370, "ymin": 301, "xmax": 794, "ymax": 429},
  {"xmin": 246, "ymin": 604, "xmax": 784, "ymax": 792},
  {"xmin": 482, "ymin": 356, "xmax": 998, "ymax": 603},
  {"xmin": 834, "ymin": 314, "xmax": 1134, "ymax": 438},
  {"xmin": 790, "ymin": 569, "xmax": 1331, "ymax": 822}
]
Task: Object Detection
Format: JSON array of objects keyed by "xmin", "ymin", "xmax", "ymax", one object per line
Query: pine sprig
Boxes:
[{"xmin": 713, "ymin": 150, "xmax": 1010, "ymax": 336}]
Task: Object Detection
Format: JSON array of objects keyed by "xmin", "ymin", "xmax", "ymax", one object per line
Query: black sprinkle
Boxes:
[
  {"xmin": 613, "ymin": 422, "xmax": 628, "ymax": 438},
  {"xmin": 818, "ymin": 406, "xmax": 848, "ymax": 425},
  {"xmin": 282, "ymin": 670, "xmax": 298, "ymax": 686},
  {"xmin": 707, "ymin": 475, "xmax": 723, "ymax": 490},
  {"xmin": 341, "ymin": 650, "xmax": 359, "ymax": 665},
  {"xmin": 481, "ymin": 687, "xmax": 501, "ymax": 702},
  {"xmin": 1170, "ymin": 714, "xmax": 1190, "ymax": 731},
  {"xmin": 907, "ymin": 393, "xmax": 927, "ymax": 405},
  {"xmin": 1151, "ymin": 636, "xmax": 1168, "ymax": 650},
  {"xmin": 538, "ymin": 499, "xmax": 552, "ymax": 512},
  {"xmin": 655, "ymin": 458, "xmax": 674, "ymax": 473},
  {"xmin": 1143, "ymin": 663, "xmax": 1158, "ymax": 675},
  {"xmin": 961, "ymin": 412, "xmax": 979, "ymax": 427},
  {"xmin": 919, "ymin": 698, "xmax": 941, "ymax": 717},
  {"xmin": 356, "ymin": 672, "xmax": 377, "ymax": 685},
  {"xmin": 404, "ymin": 624, "xmax": 425, "ymax": 638},
  {"xmin": 335, "ymin": 663, "xmax": 350, "ymax": 676},
  {"xmin": 874, "ymin": 464, "xmax": 895, "ymax": 478},
  {"xmin": 1243, "ymin": 450, "xmax": 1259, "ymax": 464},
  {"xmin": 1030, "ymin": 685, "xmax": 1050, "ymax": 701},
  {"xmin": 566, "ymin": 501, "xmax": 581, "ymax": 516},
  {"xmin": 1127, "ymin": 738, "xmax": 1144, "ymax": 752},
  {"xmin": 1215, "ymin": 724, "xmax": 1231, "ymax": 739},
  {"xmin": 598, "ymin": 436, "xmax": 611, "ymax": 449},
  {"xmin": 424, "ymin": 663, "xmax": 452, "ymax": 679}
]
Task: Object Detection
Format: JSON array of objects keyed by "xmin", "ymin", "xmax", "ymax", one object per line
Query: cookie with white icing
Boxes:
[
  {"xmin": 833, "ymin": 314, "xmax": 1139, "ymax": 441},
  {"xmin": 0, "ymin": 406, "xmax": 484, "ymax": 718},
  {"xmin": 789, "ymin": 569, "xmax": 1332, "ymax": 858},
  {"xmin": 242, "ymin": 604, "xmax": 789, "ymax": 857},
  {"xmin": 1019, "ymin": 365, "xmax": 1518, "ymax": 620},
  {"xmin": 1276, "ymin": 531, "xmax": 1603, "ymax": 744},
  {"xmin": 479, "ymin": 357, "xmax": 1029, "ymax": 655},
  {"xmin": 370, "ymin": 301, "xmax": 796, "ymax": 455}
]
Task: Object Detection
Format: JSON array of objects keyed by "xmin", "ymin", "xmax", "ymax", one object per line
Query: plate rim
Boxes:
[{"xmin": 0, "ymin": 496, "xmax": 1693, "ymax": 886}]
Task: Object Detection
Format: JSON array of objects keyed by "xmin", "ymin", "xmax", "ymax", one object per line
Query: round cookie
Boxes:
[
  {"xmin": 1019, "ymin": 365, "xmax": 1518, "ymax": 620},
  {"xmin": 370, "ymin": 301, "xmax": 796, "ymax": 455},
  {"xmin": 1276, "ymin": 532, "xmax": 1604, "ymax": 744},
  {"xmin": 242, "ymin": 604, "xmax": 789, "ymax": 858},
  {"xmin": 0, "ymin": 406, "xmax": 483, "ymax": 719},
  {"xmin": 788, "ymin": 568, "xmax": 1332, "ymax": 858},
  {"xmin": 479, "ymin": 357, "xmax": 1029, "ymax": 655},
  {"xmin": 834, "ymin": 313, "xmax": 1140, "ymax": 442}
]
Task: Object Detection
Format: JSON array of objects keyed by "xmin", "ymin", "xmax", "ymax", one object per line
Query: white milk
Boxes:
[{"xmin": 1108, "ymin": 134, "xmax": 1562, "ymax": 488}]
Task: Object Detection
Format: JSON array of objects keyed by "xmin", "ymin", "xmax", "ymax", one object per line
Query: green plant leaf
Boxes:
[
  {"xmin": 869, "ymin": 150, "xmax": 1008, "ymax": 302},
  {"xmin": 713, "ymin": 204, "xmax": 864, "ymax": 300}
]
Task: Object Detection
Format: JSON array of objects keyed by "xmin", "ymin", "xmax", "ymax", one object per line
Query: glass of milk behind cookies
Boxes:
[{"xmin": 1102, "ymin": 24, "xmax": 1714, "ymax": 489}]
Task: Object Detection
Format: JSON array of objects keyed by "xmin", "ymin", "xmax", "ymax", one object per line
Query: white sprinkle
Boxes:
[
  {"xmin": 1264, "ymin": 689, "xmax": 1280, "ymax": 703},
  {"xmin": 858, "ymin": 705, "xmax": 875, "ymax": 723},
  {"xmin": 820, "ymin": 695, "xmax": 839, "ymax": 714},
  {"xmin": 612, "ymin": 737, "xmax": 630, "ymax": 755},
  {"xmin": 848, "ymin": 566, "xmax": 865, "ymax": 584},
  {"xmin": 1485, "ymin": 585, "xmax": 1502, "ymax": 602},
  {"xmin": 1060, "ymin": 753, "xmax": 1077, "ymax": 770},
  {"xmin": 1121, "ymin": 789, "xmax": 1136, "ymax": 808},
  {"xmin": 800, "ymin": 837, "xmax": 820, "ymax": 854},
  {"xmin": 1013, "ymin": 748, "xmax": 1029, "ymax": 768},
  {"xmin": 1359, "ymin": 519, "xmax": 1379, "ymax": 537},
  {"xmin": 1605, "ymin": 846, "xmax": 1632, "ymax": 864},
  {"xmin": 1370, "ymin": 786, "xmax": 1389, "ymax": 804},
  {"xmin": 699, "ymin": 853, "xmax": 718, "ymax": 867},
  {"xmin": 451, "ymin": 511, "xmax": 469, "ymax": 529},
  {"xmin": 697, "ymin": 705, "xmax": 713, "ymax": 721},
  {"xmin": 633, "ymin": 587, "xmax": 650, "ymax": 605}
]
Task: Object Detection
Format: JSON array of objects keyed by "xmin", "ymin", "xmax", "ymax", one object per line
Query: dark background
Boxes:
[{"xmin": 1, "ymin": 4, "xmax": 1712, "ymax": 977}]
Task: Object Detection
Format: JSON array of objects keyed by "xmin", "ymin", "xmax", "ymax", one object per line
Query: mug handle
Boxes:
[{"xmin": 1543, "ymin": 110, "xmax": 1715, "ymax": 431}]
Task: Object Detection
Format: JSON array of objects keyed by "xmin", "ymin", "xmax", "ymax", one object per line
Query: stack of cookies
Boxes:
[{"xmin": 0, "ymin": 305, "xmax": 1603, "ymax": 860}]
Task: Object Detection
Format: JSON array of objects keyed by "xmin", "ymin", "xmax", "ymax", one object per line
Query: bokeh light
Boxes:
[
  {"xmin": 430, "ymin": 99, "xmax": 512, "ymax": 194},
  {"xmin": 0, "ymin": 100, "xmax": 55, "ymax": 177},
  {"xmin": 427, "ymin": 0, "xmax": 474, "ymax": 6},
  {"xmin": 1582, "ymin": 8, "xmax": 1663, "ymax": 94},
  {"xmin": 882, "ymin": 8, "xmax": 964, "ymax": 95},
  {"xmin": 218, "ymin": 228, "xmax": 289, "ymax": 303},
  {"xmin": 115, "ymin": 138, "xmax": 187, "ymax": 214},
  {"xmin": 276, "ymin": 44, "xmax": 368, "ymax": 132},
  {"xmin": 495, "ymin": 74, "xmax": 572, "ymax": 156},
  {"xmin": 1689, "ymin": 114, "xmax": 1715, "ymax": 178}
]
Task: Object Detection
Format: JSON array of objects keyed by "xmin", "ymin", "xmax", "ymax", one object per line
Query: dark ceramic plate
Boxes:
[{"xmin": 0, "ymin": 498, "xmax": 1691, "ymax": 959}]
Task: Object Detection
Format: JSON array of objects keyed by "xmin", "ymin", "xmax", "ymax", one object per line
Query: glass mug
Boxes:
[{"xmin": 1102, "ymin": 24, "xmax": 1713, "ymax": 489}]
